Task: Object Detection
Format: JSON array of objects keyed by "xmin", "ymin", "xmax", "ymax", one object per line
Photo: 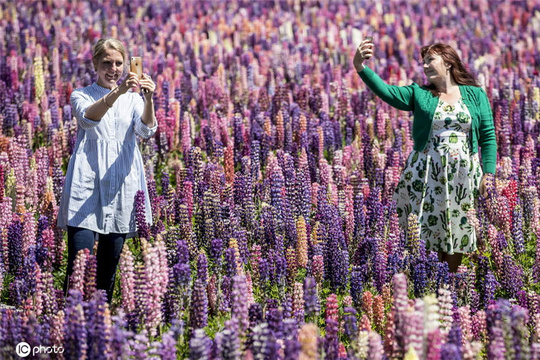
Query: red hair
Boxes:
[{"xmin": 421, "ymin": 43, "xmax": 479, "ymax": 94}]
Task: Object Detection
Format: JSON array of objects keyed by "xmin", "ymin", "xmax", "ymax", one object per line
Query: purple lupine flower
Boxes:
[
  {"xmin": 172, "ymin": 261, "xmax": 191, "ymax": 288},
  {"xmin": 323, "ymin": 318, "xmax": 339, "ymax": 360},
  {"xmin": 350, "ymin": 265, "xmax": 364, "ymax": 309},
  {"xmin": 158, "ymin": 331, "xmax": 177, "ymax": 360},
  {"xmin": 249, "ymin": 303, "xmax": 263, "ymax": 329},
  {"xmin": 266, "ymin": 307, "xmax": 284, "ymax": 340},
  {"xmin": 251, "ymin": 322, "xmax": 279, "ymax": 359},
  {"xmin": 499, "ymin": 254, "xmax": 524, "ymax": 297},
  {"xmin": 83, "ymin": 253, "xmax": 97, "ymax": 301},
  {"xmin": 392, "ymin": 272, "xmax": 409, "ymax": 356},
  {"xmin": 447, "ymin": 322, "xmax": 463, "ymax": 357},
  {"xmin": 439, "ymin": 343, "xmax": 461, "ymax": 360},
  {"xmin": 412, "ymin": 258, "xmax": 427, "ymax": 298},
  {"xmin": 486, "ymin": 302, "xmax": 506, "ymax": 360},
  {"xmin": 258, "ymin": 257, "xmax": 269, "ymax": 286},
  {"xmin": 531, "ymin": 343, "xmax": 540, "ymax": 360},
  {"xmin": 0, "ymin": 308, "xmax": 22, "ymax": 356},
  {"xmin": 85, "ymin": 291, "xmax": 111, "ymax": 360},
  {"xmin": 196, "ymin": 252, "xmax": 208, "ymax": 285},
  {"xmin": 210, "ymin": 238, "xmax": 224, "ymax": 270},
  {"xmin": 135, "ymin": 190, "xmax": 149, "ymax": 240},
  {"xmin": 177, "ymin": 239, "xmax": 190, "ymax": 265},
  {"xmin": 283, "ymin": 318, "xmax": 300, "ymax": 360},
  {"xmin": 343, "ymin": 307, "xmax": 358, "ymax": 342},
  {"xmin": 511, "ymin": 203, "xmax": 525, "ymax": 254},
  {"xmin": 215, "ymin": 319, "xmax": 241, "ymax": 360},
  {"xmin": 233, "ymin": 229, "xmax": 249, "ymax": 265},
  {"xmin": 34, "ymin": 215, "xmax": 50, "ymax": 268},
  {"xmin": 224, "ymin": 247, "xmax": 238, "ymax": 278},
  {"xmin": 7, "ymin": 218, "xmax": 23, "ymax": 275},
  {"xmin": 511, "ymin": 306, "xmax": 530, "ymax": 360},
  {"xmin": 109, "ymin": 311, "xmax": 134, "ymax": 358},
  {"xmin": 484, "ymin": 270, "xmax": 499, "ymax": 308},
  {"xmin": 158, "ymin": 319, "xmax": 182, "ymax": 359},
  {"xmin": 282, "ymin": 294, "xmax": 293, "ymax": 319},
  {"xmin": 189, "ymin": 329, "xmax": 211, "ymax": 360},
  {"xmin": 190, "ymin": 279, "xmax": 208, "ymax": 329},
  {"xmin": 303, "ymin": 276, "xmax": 320, "ymax": 320},
  {"xmin": 63, "ymin": 290, "xmax": 88, "ymax": 359},
  {"xmin": 220, "ymin": 275, "xmax": 232, "ymax": 313},
  {"xmin": 231, "ymin": 275, "xmax": 250, "ymax": 334}
]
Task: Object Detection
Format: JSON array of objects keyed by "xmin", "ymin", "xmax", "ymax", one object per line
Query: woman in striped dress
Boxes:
[{"xmin": 58, "ymin": 38, "xmax": 157, "ymax": 302}]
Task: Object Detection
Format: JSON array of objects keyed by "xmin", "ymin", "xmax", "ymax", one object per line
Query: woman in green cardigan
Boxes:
[{"xmin": 354, "ymin": 40, "xmax": 497, "ymax": 272}]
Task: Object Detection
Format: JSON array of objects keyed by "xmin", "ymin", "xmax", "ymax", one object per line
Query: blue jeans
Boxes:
[{"xmin": 64, "ymin": 226, "xmax": 126, "ymax": 303}]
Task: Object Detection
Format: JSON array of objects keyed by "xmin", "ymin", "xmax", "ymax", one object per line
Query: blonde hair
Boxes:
[{"xmin": 92, "ymin": 38, "xmax": 126, "ymax": 69}]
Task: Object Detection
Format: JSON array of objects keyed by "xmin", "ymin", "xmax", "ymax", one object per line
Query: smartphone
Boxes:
[
  {"xmin": 130, "ymin": 56, "xmax": 143, "ymax": 78},
  {"xmin": 365, "ymin": 36, "xmax": 373, "ymax": 43}
]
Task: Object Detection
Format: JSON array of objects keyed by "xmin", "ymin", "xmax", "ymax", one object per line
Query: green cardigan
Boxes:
[{"xmin": 358, "ymin": 66, "xmax": 497, "ymax": 174}]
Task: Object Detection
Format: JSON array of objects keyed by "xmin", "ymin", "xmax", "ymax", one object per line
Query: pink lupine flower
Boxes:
[
  {"xmin": 425, "ymin": 328, "xmax": 443, "ymax": 360},
  {"xmin": 22, "ymin": 212, "xmax": 36, "ymax": 256},
  {"xmin": 487, "ymin": 225, "xmax": 504, "ymax": 271},
  {"xmin": 296, "ymin": 216, "xmax": 308, "ymax": 268},
  {"xmin": 373, "ymin": 294, "xmax": 385, "ymax": 333},
  {"xmin": 250, "ymin": 244, "xmax": 262, "ymax": 284},
  {"xmin": 312, "ymin": 255, "xmax": 324, "ymax": 285},
  {"xmin": 50, "ymin": 309, "xmax": 65, "ymax": 352},
  {"xmin": 403, "ymin": 300, "xmax": 424, "ymax": 358},
  {"xmin": 368, "ymin": 331, "xmax": 384, "ymax": 360},
  {"xmin": 437, "ymin": 285, "xmax": 454, "ymax": 336},
  {"xmin": 359, "ymin": 314, "xmax": 372, "ymax": 332},
  {"xmin": 70, "ymin": 249, "xmax": 90, "ymax": 294},
  {"xmin": 325, "ymin": 294, "xmax": 338, "ymax": 322},
  {"xmin": 458, "ymin": 306, "xmax": 474, "ymax": 342},
  {"xmin": 362, "ymin": 291, "xmax": 374, "ymax": 323},
  {"xmin": 119, "ymin": 246, "xmax": 136, "ymax": 314},
  {"xmin": 245, "ymin": 272, "xmax": 255, "ymax": 305},
  {"xmin": 292, "ymin": 281, "xmax": 305, "ymax": 321},
  {"xmin": 142, "ymin": 237, "xmax": 169, "ymax": 337},
  {"xmin": 298, "ymin": 323, "xmax": 319, "ymax": 360},
  {"xmin": 472, "ymin": 310, "xmax": 487, "ymax": 341},
  {"xmin": 228, "ymin": 238, "xmax": 244, "ymax": 276}
]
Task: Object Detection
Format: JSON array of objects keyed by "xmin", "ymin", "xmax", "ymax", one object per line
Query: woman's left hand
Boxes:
[
  {"xmin": 139, "ymin": 73, "xmax": 155, "ymax": 100},
  {"xmin": 479, "ymin": 173, "xmax": 493, "ymax": 197}
]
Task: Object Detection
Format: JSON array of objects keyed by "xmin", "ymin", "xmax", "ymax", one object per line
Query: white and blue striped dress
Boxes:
[{"xmin": 57, "ymin": 83, "xmax": 157, "ymax": 237}]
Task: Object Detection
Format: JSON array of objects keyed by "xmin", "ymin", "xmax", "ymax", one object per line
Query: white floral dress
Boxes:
[{"xmin": 394, "ymin": 98, "xmax": 482, "ymax": 254}]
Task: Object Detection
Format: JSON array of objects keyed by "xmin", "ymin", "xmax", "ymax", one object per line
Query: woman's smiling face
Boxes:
[
  {"xmin": 95, "ymin": 49, "xmax": 124, "ymax": 89},
  {"xmin": 422, "ymin": 52, "xmax": 449, "ymax": 83}
]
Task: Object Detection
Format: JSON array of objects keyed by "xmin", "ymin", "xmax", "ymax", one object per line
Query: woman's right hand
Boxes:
[
  {"xmin": 117, "ymin": 72, "xmax": 140, "ymax": 94},
  {"xmin": 353, "ymin": 39, "xmax": 375, "ymax": 72}
]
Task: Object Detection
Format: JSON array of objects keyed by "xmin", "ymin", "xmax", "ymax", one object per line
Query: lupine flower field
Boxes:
[{"xmin": 1, "ymin": 0, "xmax": 540, "ymax": 358}]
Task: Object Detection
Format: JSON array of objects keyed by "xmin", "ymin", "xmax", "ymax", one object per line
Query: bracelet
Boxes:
[{"xmin": 103, "ymin": 95, "xmax": 113, "ymax": 108}]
